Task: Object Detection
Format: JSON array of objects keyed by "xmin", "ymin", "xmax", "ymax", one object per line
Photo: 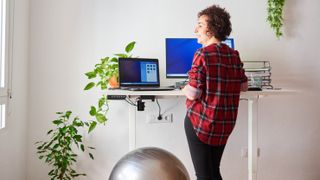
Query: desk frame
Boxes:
[{"xmin": 107, "ymin": 89, "xmax": 293, "ymax": 180}]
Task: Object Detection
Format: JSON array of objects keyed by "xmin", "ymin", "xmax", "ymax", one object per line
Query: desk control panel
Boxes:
[{"xmin": 107, "ymin": 95, "xmax": 127, "ymax": 100}]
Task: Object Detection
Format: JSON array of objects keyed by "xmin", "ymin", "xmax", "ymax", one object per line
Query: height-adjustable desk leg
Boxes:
[
  {"xmin": 128, "ymin": 103, "xmax": 136, "ymax": 151},
  {"xmin": 248, "ymin": 98, "xmax": 258, "ymax": 180}
]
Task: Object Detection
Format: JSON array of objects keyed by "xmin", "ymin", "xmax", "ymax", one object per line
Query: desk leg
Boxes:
[
  {"xmin": 128, "ymin": 103, "xmax": 136, "ymax": 151},
  {"xmin": 248, "ymin": 99, "xmax": 258, "ymax": 180}
]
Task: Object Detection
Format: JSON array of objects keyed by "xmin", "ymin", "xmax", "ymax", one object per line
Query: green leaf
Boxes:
[
  {"xmin": 89, "ymin": 153, "xmax": 94, "ymax": 160},
  {"xmin": 100, "ymin": 82, "xmax": 107, "ymax": 90},
  {"xmin": 110, "ymin": 57, "xmax": 118, "ymax": 62},
  {"xmin": 52, "ymin": 143, "xmax": 59, "ymax": 149},
  {"xmin": 58, "ymin": 128, "xmax": 66, "ymax": 135},
  {"xmin": 52, "ymin": 120, "xmax": 63, "ymax": 125},
  {"xmin": 114, "ymin": 53, "xmax": 128, "ymax": 58},
  {"xmin": 88, "ymin": 121, "xmax": 97, "ymax": 133},
  {"xmin": 89, "ymin": 106, "xmax": 97, "ymax": 116},
  {"xmin": 101, "ymin": 57, "xmax": 109, "ymax": 63},
  {"xmin": 88, "ymin": 146, "xmax": 95, "ymax": 150},
  {"xmin": 98, "ymin": 97, "xmax": 106, "ymax": 108},
  {"xmin": 72, "ymin": 120, "xmax": 82, "ymax": 127},
  {"xmin": 95, "ymin": 67, "xmax": 103, "ymax": 74},
  {"xmin": 125, "ymin": 41, "xmax": 136, "ymax": 53},
  {"xmin": 84, "ymin": 82, "xmax": 95, "ymax": 90},
  {"xmin": 37, "ymin": 150, "xmax": 46, "ymax": 154},
  {"xmin": 95, "ymin": 113, "xmax": 107, "ymax": 123},
  {"xmin": 47, "ymin": 129, "xmax": 53, "ymax": 135},
  {"xmin": 85, "ymin": 71, "xmax": 97, "ymax": 79},
  {"xmin": 48, "ymin": 170, "xmax": 54, "ymax": 175},
  {"xmin": 80, "ymin": 144, "xmax": 85, "ymax": 152},
  {"xmin": 73, "ymin": 135, "xmax": 82, "ymax": 142},
  {"xmin": 69, "ymin": 126, "xmax": 77, "ymax": 135},
  {"xmin": 65, "ymin": 111, "xmax": 72, "ymax": 119}
]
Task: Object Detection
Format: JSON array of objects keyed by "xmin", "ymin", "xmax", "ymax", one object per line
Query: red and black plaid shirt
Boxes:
[{"xmin": 186, "ymin": 43, "xmax": 247, "ymax": 146}]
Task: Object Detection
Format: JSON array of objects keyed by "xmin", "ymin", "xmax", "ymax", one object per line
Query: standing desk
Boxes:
[{"xmin": 107, "ymin": 89, "xmax": 294, "ymax": 180}]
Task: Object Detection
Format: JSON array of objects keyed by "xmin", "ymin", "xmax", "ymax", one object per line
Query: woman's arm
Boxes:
[{"xmin": 184, "ymin": 49, "xmax": 206, "ymax": 100}]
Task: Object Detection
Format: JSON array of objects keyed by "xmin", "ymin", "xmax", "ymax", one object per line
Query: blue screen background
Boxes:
[
  {"xmin": 165, "ymin": 38, "xmax": 234, "ymax": 78},
  {"xmin": 166, "ymin": 38, "xmax": 201, "ymax": 78}
]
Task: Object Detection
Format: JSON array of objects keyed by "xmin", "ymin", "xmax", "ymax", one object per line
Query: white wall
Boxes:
[
  {"xmin": 27, "ymin": 0, "xmax": 320, "ymax": 180},
  {"xmin": 0, "ymin": 0, "xmax": 29, "ymax": 180}
]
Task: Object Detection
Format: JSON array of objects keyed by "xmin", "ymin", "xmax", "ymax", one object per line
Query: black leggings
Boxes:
[{"xmin": 184, "ymin": 115, "xmax": 225, "ymax": 180}]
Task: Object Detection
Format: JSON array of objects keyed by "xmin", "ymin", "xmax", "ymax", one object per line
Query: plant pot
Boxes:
[{"xmin": 109, "ymin": 75, "xmax": 119, "ymax": 88}]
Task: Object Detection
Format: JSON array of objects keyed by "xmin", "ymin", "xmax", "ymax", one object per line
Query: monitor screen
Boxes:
[
  {"xmin": 118, "ymin": 58, "xmax": 160, "ymax": 87},
  {"xmin": 166, "ymin": 38, "xmax": 201, "ymax": 78},
  {"xmin": 223, "ymin": 38, "xmax": 234, "ymax": 49},
  {"xmin": 165, "ymin": 38, "xmax": 234, "ymax": 78}
]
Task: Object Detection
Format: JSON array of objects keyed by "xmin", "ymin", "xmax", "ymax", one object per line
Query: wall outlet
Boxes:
[
  {"xmin": 241, "ymin": 147, "xmax": 248, "ymax": 158},
  {"xmin": 241, "ymin": 147, "xmax": 260, "ymax": 158},
  {"xmin": 146, "ymin": 113, "xmax": 173, "ymax": 124}
]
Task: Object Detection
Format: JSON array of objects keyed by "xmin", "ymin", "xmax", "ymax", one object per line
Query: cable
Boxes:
[
  {"xmin": 155, "ymin": 98, "xmax": 162, "ymax": 120},
  {"xmin": 125, "ymin": 97, "xmax": 137, "ymax": 106},
  {"xmin": 161, "ymin": 97, "xmax": 181, "ymax": 115},
  {"xmin": 183, "ymin": 77, "xmax": 189, "ymax": 84}
]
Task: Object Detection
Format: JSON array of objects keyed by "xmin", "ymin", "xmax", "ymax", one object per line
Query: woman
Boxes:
[{"xmin": 183, "ymin": 5, "xmax": 248, "ymax": 180}]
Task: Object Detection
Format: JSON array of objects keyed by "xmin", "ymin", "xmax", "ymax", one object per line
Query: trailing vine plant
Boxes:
[
  {"xmin": 267, "ymin": 0, "xmax": 285, "ymax": 38},
  {"xmin": 84, "ymin": 41, "xmax": 136, "ymax": 124}
]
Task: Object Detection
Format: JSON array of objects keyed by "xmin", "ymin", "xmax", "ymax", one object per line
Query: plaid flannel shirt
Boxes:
[{"xmin": 186, "ymin": 43, "xmax": 247, "ymax": 146}]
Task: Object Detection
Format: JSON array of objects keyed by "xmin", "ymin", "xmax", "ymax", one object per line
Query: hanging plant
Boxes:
[{"xmin": 267, "ymin": 0, "xmax": 285, "ymax": 38}]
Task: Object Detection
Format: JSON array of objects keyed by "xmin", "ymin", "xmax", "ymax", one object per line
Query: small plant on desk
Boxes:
[{"xmin": 84, "ymin": 41, "xmax": 136, "ymax": 124}]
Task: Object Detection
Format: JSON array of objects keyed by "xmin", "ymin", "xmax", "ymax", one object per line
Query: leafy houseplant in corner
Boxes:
[
  {"xmin": 84, "ymin": 41, "xmax": 136, "ymax": 124},
  {"xmin": 35, "ymin": 111, "xmax": 96, "ymax": 180},
  {"xmin": 267, "ymin": 0, "xmax": 285, "ymax": 38},
  {"xmin": 35, "ymin": 42, "xmax": 136, "ymax": 180}
]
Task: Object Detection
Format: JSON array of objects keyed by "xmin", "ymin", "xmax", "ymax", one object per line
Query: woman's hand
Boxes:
[{"xmin": 182, "ymin": 84, "xmax": 202, "ymax": 100}]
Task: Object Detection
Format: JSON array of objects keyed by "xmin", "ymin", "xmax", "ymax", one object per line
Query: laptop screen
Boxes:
[{"xmin": 118, "ymin": 58, "xmax": 160, "ymax": 87}]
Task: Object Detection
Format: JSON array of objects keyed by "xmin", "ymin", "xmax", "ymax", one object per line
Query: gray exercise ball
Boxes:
[{"xmin": 109, "ymin": 147, "xmax": 190, "ymax": 180}]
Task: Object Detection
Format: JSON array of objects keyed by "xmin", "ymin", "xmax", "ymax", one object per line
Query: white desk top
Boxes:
[{"xmin": 106, "ymin": 89, "xmax": 295, "ymax": 98}]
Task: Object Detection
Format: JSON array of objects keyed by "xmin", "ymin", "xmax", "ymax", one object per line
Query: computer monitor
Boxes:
[
  {"xmin": 165, "ymin": 38, "xmax": 234, "ymax": 78},
  {"xmin": 223, "ymin": 38, "xmax": 234, "ymax": 50}
]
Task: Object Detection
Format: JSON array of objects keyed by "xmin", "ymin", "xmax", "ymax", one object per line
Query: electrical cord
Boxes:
[
  {"xmin": 125, "ymin": 97, "xmax": 181, "ymax": 116},
  {"xmin": 175, "ymin": 78, "xmax": 189, "ymax": 89},
  {"xmin": 155, "ymin": 97, "xmax": 181, "ymax": 120},
  {"xmin": 155, "ymin": 98, "xmax": 162, "ymax": 120},
  {"xmin": 125, "ymin": 97, "xmax": 137, "ymax": 106},
  {"xmin": 161, "ymin": 97, "xmax": 181, "ymax": 115},
  {"xmin": 183, "ymin": 77, "xmax": 188, "ymax": 84}
]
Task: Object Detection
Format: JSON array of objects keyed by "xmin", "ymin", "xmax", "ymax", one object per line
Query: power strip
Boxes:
[{"xmin": 107, "ymin": 95, "xmax": 127, "ymax": 100}]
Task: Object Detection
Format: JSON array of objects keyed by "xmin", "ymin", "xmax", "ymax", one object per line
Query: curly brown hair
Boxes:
[{"xmin": 198, "ymin": 5, "xmax": 232, "ymax": 41}]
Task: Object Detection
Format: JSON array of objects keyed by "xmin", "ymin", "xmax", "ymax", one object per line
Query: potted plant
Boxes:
[
  {"xmin": 35, "ymin": 41, "xmax": 136, "ymax": 180},
  {"xmin": 84, "ymin": 41, "xmax": 136, "ymax": 124},
  {"xmin": 35, "ymin": 111, "xmax": 96, "ymax": 180},
  {"xmin": 267, "ymin": 0, "xmax": 285, "ymax": 38}
]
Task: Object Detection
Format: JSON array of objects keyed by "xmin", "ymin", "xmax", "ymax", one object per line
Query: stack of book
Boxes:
[{"xmin": 243, "ymin": 61, "xmax": 273, "ymax": 90}]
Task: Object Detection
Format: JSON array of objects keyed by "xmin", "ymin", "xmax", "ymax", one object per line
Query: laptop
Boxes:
[{"xmin": 118, "ymin": 58, "xmax": 175, "ymax": 91}]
